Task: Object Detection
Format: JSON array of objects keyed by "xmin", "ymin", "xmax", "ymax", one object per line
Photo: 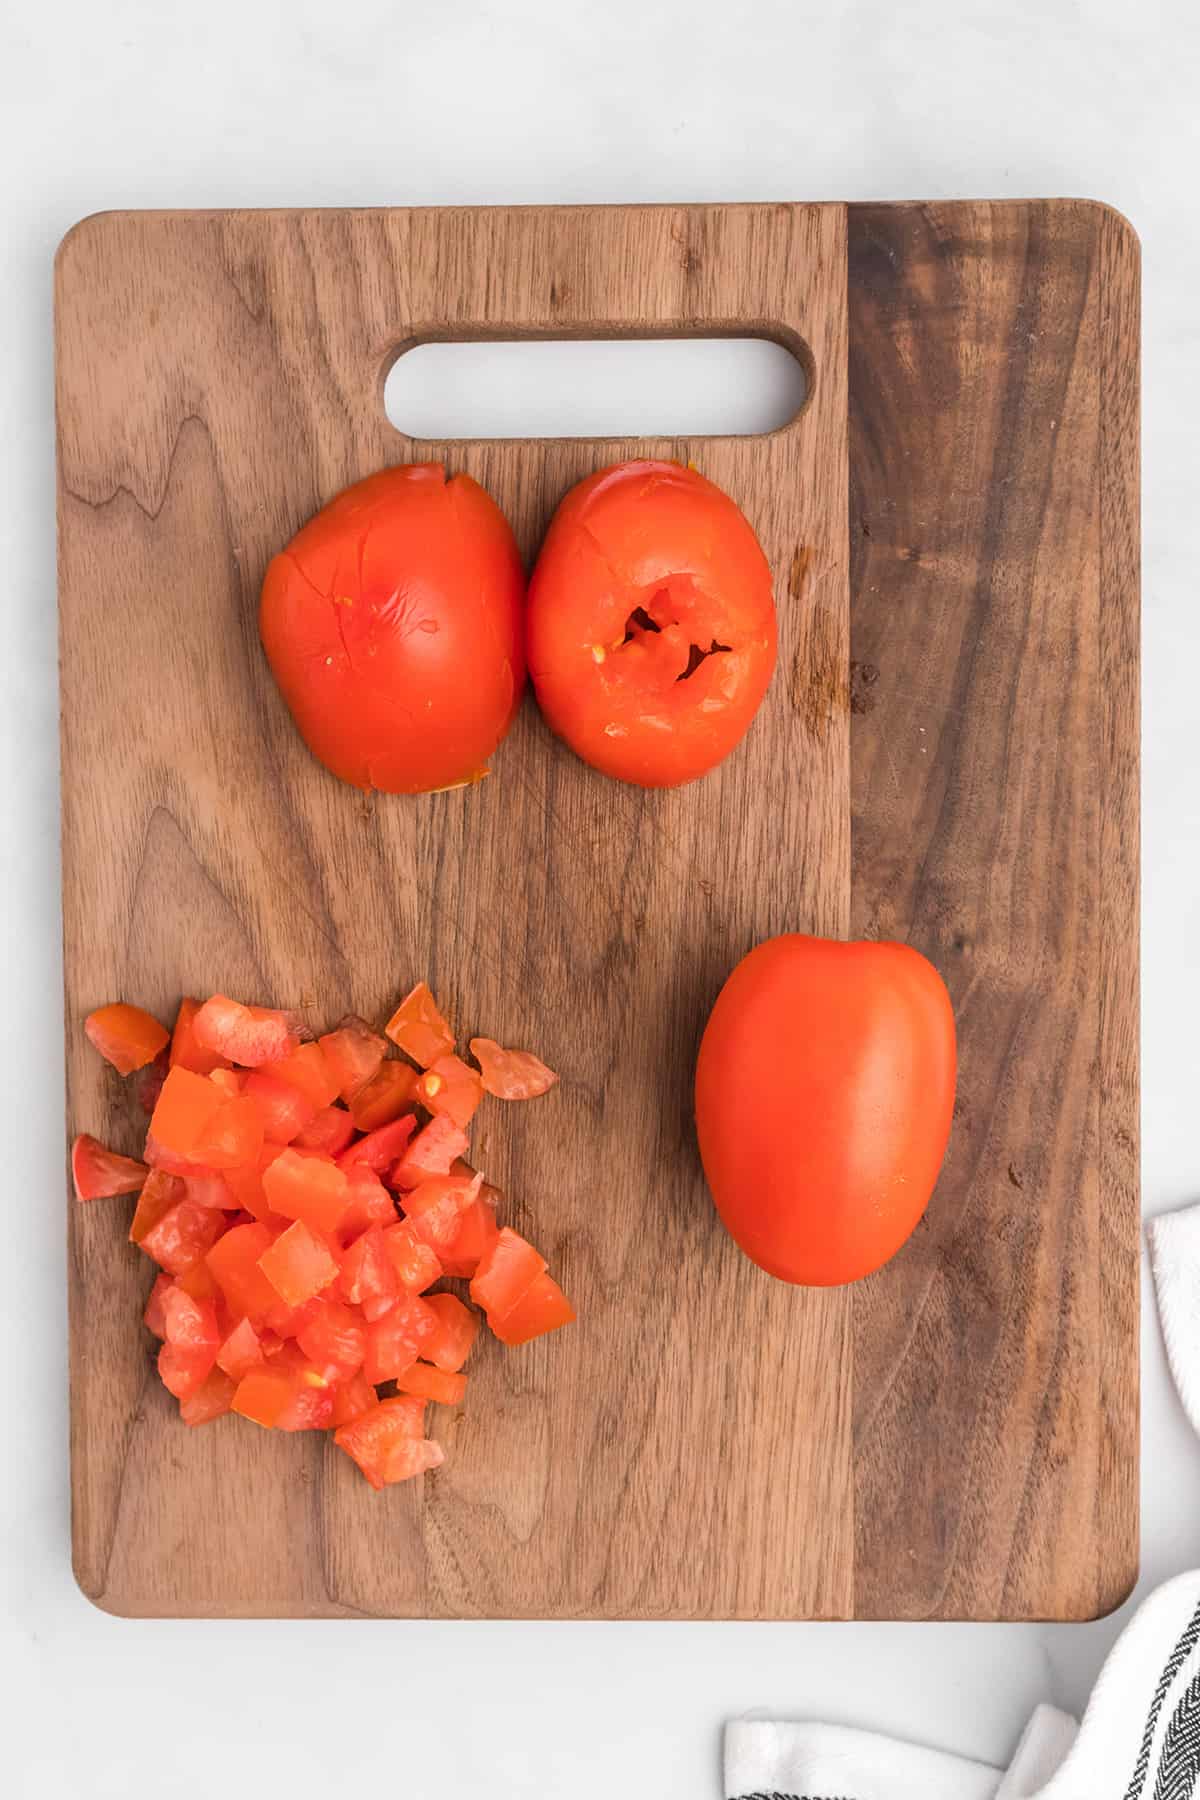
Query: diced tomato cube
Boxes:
[
  {"xmin": 469, "ymin": 1227, "xmax": 546, "ymax": 1322},
  {"xmin": 193, "ymin": 995, "xmax": 300, "ymax": 1068},
  {"xmin": 271, "ymin": 1042, "xmax": 339, "ymax": 1109},
  {"xmin": 206, "ymin": 1222, "xmax": 283, "ymax": 1324},
  {"xmin": 401, "ymin": 1172, "xmax": 482, "ymax": 1260},
  {"xmin": 382, "ymin": 1221, "xmax": 443, "ymax": 1294},
  {"xmin": 129, "ymin": 1168, "xmax": 184, "ymax": 1243},
  {"xmin": 438, "ymin": 1194, "xmax": 500, "ymax": 1279},
  {"xmin": 469, "ymin": 1036, "xmax": 558, "ymax": 1100},
  {"xmin": 337, "ymin": 1111, "xmax": 416, "ymax": 1176},
  {"xmin": 293, "ymin": 1103, "xmax": 356, "ymax": 1158},
  {"xmin": 362, "ymin": 1293, "xmax": 438, "ymax": 1383},
  {"xmin": 71, "ymin": 1133, "xmax": 148, "ymax": 1202},
  {"xmin": 334, "ymin": 1396, "xmax": 442, "ymax": 1489},
  {"xmin": 415, "ymin": 1054, "xmax": 484, "ymax": 1128},
  {"xmin": 296, "ymin": 1296, "xmax": 366, "ymax": 1382},
  {"xmin": 395, "ymin": 1363, "xmax": 467, "ymax": 1405},
  {"xmin": 208, "ymin": 1067, "xmax": 243, "ymax": 1098},
  {"xmin": 143, "ymin": 1273, "xmax": 174, "ymax": 1338},
  {"xmin": 349, "ymin": 1060, "xmax": 418, "ymax": 1131},
  {"xmin": 232, "ymin": 1364, "xmax": 296, "ymax": 1428},
  {"xmin": 183, "ymin": 1169, "xmax": 234, "ymax": 1209},
  {"xmin": 84, "ymin": 1002, "xmax": 170, "ymax": 1076},
  {"xmin": 257, "ymin": 1218, "xmax": 339, "ymax": 1308},
  {"xmin": 338, "ymin": 1225, "xmax": 399, "ymax": 1320},
  {"xmin": 422, "ymin": 1292, "xmax": 480, "ymax": 1372},
  {"xmin": 339, "ymin": 1165, "xmax": 397, "ymax": 1242},
  {"xmin": 318, "ymin": 1016, "xmax": 386, "ymax": 1102},
  {"xmin": 390, "ymin": 1116, "xmax": 470, "ymax": 1189},
  {"xmin": 261, "ymin": 1147, "xmax": 350, "ymax": 1237},
  {"xmin": 490, "ymin": 1272, "xmax": 576, "ymax": 1346},
  {"xmin": 141, "ymin": 1199, "xmax": 226, "ymax": 1275},
  {"xmin": 276, "ymin": 1379, "xmax": 336, "ymax": 1431},
  {"xmin": 385, "ymin": 982, "xmax": 455, "ymax": 1068},
  {"xmin": 170, "ymin": 997, "xmax": 230, "ymax": 1075},
  {"xmin": 143, "ymin": 1134, "xmax": 201, "ymax": 1175},
  {"xmin": 221, "ymin": 1144, "xmax": 286, "ymax": 1220},
  {"xmin": 243, "ymin": 1072, "xmax": 318, "ymax": 1144},
  {"xmin": 329, "ymin": 1371, "xmax": 378, "ymax": 1427},
  {"xmin": 157, "ymin": 1285, "xmax": 220, "ymax": 1399},
  {"xmin": 179, "ymin": 1367, "xmax": 238, "ymax": 1425},
  {"xmin": 176, "ymin": 1259, "xmax": 220, "ymax": 1305},
  {"xmin": 149, "ymin": 1065, "xmax": 223, "ymax": 1159},
  {"xmin": 190, "ymin": 1095, "xmax": 265, "ymax": 1170},
  {"xmin": 216, "ymin": 1315, "xmax": 265, "ymax": 1381}
]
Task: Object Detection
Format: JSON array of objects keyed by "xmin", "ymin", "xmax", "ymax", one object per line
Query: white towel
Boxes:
[
  {"xmin": 1148, "ymin": 1203, "xmax": 1200, "ymax": 1439},
  {"xmin": 727, "ymin": 1559, "xmax": 1200, "ymax": 1798}
]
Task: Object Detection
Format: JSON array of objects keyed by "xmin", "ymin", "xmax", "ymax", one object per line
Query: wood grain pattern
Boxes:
[
  {"xmin": 56, "ymin": 199, "xmax": 1138, "ymax": 1620},
  {"xmin": 847, "ymin": 199, "xmax": 1140, "ymax": 1618},
  {"xmin": 57, "ymin": 203, "xmax": 852, "ymax": 1618}
]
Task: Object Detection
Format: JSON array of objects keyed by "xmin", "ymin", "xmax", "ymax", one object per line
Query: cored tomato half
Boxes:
[
  {"xmin": 527, "ymin": 460, "xmax": 776, "ymax": 787},
  {"xmin": 260, "ymin": 464, "xmax": 526, "ymax": 794}
]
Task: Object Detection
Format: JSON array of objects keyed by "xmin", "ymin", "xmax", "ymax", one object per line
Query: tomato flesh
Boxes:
[
  {"xmin": 243, "ymin": 1072, "xmax": 319, "ymax": 1143},
  {"xmin": 293, "ymin": 1103, "xmax": 357, "ymax": 1157},
  {"xmin": 193, "ymin": 995, "xmax": 300, "ymax": 1068},
  {"xmin": 527, "ymin": 459, "xmax": 777, "ymax": 787},
  {"xmin": 382, "ymin": 1220, "xmax": 443, "ymax": 1294},
  {"xmin": 489, "ymin": 1271, "xmax": 576, "ymax": 1345},
  {"xmin": 363, "ymin": 1294, "xmax": 438, "ymax": 1383},
  {"xmin": 390, "ymin": 1115, "xmax": 469, "ymax": 1189},
  {"xmin": 258, "ymin": 1219, "xmax": 339, "ymax": 1308},
  {"xmin": 85, "ymin": 1002, "xmax": 169, "ymax": 1076},
  {"xmin": 318, "ymin": 1017, "xmax": 387, "ymax": 1102},
  {"xmin": 338, "ymin": 1111, "xmax": 417, "ymax": 1176},
  {"xmin": 469, "ymin": 1037, "xmax": 558, "ymax": 1101},
  {"xmin": 396, "ymin": 1363, "xmax": 467, "ymax": 1406},
  {"xmin": 337, "ymin": 1225, "xmax": 400, "ymax": 1320},
  {"xmin": 71, "ymin": 1134, "xmax": 148, "ymax": 1202},
  {"xmin": 261, "ymin": 1148, "xmax": 350, "ymax": 1236},
  {"xmin": 385, "ymin": 982, "xmax": 455, "ymax": 1068},
  {"xmin": 333, "ymin": 1396, "xmax": 442, "ymax": 1489},
  {"xmin": 470, "ymin": 1227, "xmax": 546, "ymax": 1322},
  {"xmin": 170, "ymin": 997, "xmax": 230, "ymax": 1075},
  {"xmin": 349, "ymin": 1059, "xmax": 418, "ymax": 1131},
  {"xmin": 422, "ymin": 1291, "xmax": 480, "ymax": 1373},
  {"xmin": 415, "ymin": 1053, "xmax": 483, "ymax": 1127}
]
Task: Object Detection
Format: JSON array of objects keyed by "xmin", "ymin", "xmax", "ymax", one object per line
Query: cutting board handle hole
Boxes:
[{"xmin": 382, "ymin": 335, "xmax": 809, "ymax": 441}]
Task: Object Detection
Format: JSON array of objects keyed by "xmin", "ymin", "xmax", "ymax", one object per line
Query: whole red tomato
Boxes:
[
  {"xmin": 695, "ymin": 935, "xmax": 956, "ymax": 1286},
  {"xmin": 260, "ymin": 464, "xmax": 525, "ymax": 793},
  {"xmin": 527, "ymin": 460, "xmax": 776, "ymax": 787}
]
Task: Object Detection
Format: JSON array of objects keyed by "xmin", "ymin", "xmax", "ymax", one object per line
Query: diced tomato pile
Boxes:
[{"xmin": 73, "ymin": 988, "xmax": 570, "ymax": 1489}]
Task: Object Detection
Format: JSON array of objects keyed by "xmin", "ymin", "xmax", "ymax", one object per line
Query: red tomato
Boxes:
[
  {"xmin": 140, "ymin": 1199, "xmax": 225, "ymax": 1276},
  {"xmin": 259, "ymin": 465, "xmax": 526, "ymax": 794},
  {"xmin": 695, "ymin": 934, "xmax": 956, "ymax": 1286},
  {"xmin": 338, "ymin": 1165, "xmax": 399, "ymax": 1242},
  {"xmin": 243, "ymin": 1072, "xmax": 318, "ymax": 1143},
  {"xmin": 469, "ymin": 1228, "xmax": 545, "ymax": 1322},
  {"xmin": 338, "ymin": 1225, "xmax": 400, "ymax": 1320},
  {"xmin": 396, "ymin": 1363, "xmax": 466, "ymax": 1406},
  {"xmin": 338, "ymin": 1111, "xmax": 417, "ymax": 1176},
  {"xmin": 334, "ymin": 1397, "xmax": 443, "ymax": 1489},
  {"xmin": 489, "ymin": 1272, "xmax": 575, "ymax": 1346},
  {"xmin": 257, "ymin": 1219, "xmax": 339, "ymax": 1308},
  {"xmin": 329, "ymin": 1371, "xmax": 378, "ymax": 1428},
  {"xmin": 84, "ymin": 1003, "xmax": 169, "ymax": 1076},
  {"xmin": 170, "ymin": 997, "xmax": 230, "ymax": 1075},
  {"xmin": 414, "ymin": 1054, "xmax": 483, "ymax": 1127},
  {"xmin": 384, "ymin": 982, "xmax": 455, "ymax": 1068},
  {"xmin": 178, "ymin": 1367, "xmax": 237, "ymax": 1426},
  {"xmin": 216, "ymin": 1316, "xmax": 265, "ymax": 1382},
  {"xmin": 527, "ymin": 460, "xmax": 776, "ymax": 787},
  {"xmin": 296, "ymin": 1297, "xmax": 367, "ymax": 1383},
  {"xmin": 271, "ymin": 1043, "xmax": 339, "ymax": 1110},
  {"xmin": 362, "ymin": 1294, "xmax": 438, "ymax": 1384},
  {"xmin": 381, "ymin": 1221, "xmax": 443, "ymax": 1294},
  {"xmin": 192, "ymin": 996, "xmax": 300, "ymax": 1068},
  {"xmin": 71, "ymin": 1134, "xmax": 148, "ymax": 1202},
  {"xmin": 468, "ymin": 1036, "xmax": 558, "ymax": 1101},
  {"xmin": 293, "ymin": 1103, "xmax": 357, "ymax": 1158},
  {"xmin": 261, "ymin": 1148, "xmax": 350, "ymax": 1236},
  {"xmin": 318, "ymin": 1016, "xmax": 386, "ymax": 1102},
  {"xmin": 422, "ymin": 1292, "xmax": 480, "ymax": 1373},
  {"xmin": 348, "ymin": 1060, "xmax": 418, "ymax": 1131},
  {"xmin": 390, "ymin": 1115, "xmax": 469, "ymax": 1189}
]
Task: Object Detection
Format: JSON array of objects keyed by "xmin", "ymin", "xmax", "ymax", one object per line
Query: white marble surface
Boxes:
[{"xmin": 4, "ymin": 2, "xmax": 1200, "ymax": 1794}]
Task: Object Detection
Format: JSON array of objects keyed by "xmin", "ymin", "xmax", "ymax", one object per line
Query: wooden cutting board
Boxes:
[{"xmin": 56, "ymin": 200, "xmax": 1139, "ymax": 1620}]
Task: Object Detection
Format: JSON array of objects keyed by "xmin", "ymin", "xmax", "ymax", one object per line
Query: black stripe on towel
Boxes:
[
  {"xmin": 1126, "ymin": 1599, "xmax": 1200, "ymax": 1800},
  {"xmin": 1151, "ymin": 1667, "xmax": 1200, "ymax": 1800}
]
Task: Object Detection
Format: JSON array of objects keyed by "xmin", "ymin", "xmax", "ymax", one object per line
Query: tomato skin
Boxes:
[
  {"xmin": 695, "ymin": 934, "xmax": 956, "ymax": 1286},
  {"xmin": 259, "ymin": 464, "xmax": 526, "ymax": 794},
  {"xmin": 468, "ymin": 1037, "xmax": 557, "ymax": 1101},
  {"xmin": 527, "ymin": 460, "xmax": 776, "ymax": 787}
]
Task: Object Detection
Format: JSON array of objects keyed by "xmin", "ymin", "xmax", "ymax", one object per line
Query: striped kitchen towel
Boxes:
[{"xmin": 726, "ymin": 1570, "xmax": 1200, "ymax": 1800}]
